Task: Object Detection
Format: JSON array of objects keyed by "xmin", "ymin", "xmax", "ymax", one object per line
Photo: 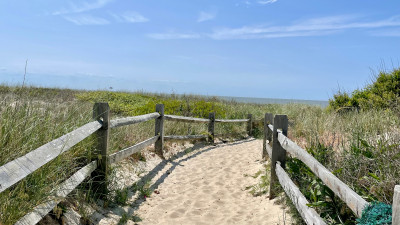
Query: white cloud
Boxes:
[
  {"xmin": 53, "ymin": 0, "xmax": 113, "ymax": 15},
  {"xmin": 64, "ymin": 15, "xmax": 110, "ymax": 25},
  {"xmin": 257, "ymin": 0, "xmax": 278, "ymax": 5},
  {"xmin": 111, "ymin": 11, "xmax": 149, "ymax": 23},
  {"xmin": 147, "ymin": 15, "xmax": 400, "ymax": 40},
  {"xmin": 197, "ymin": 11, "xmax": 217, "ymax": 22},
  {"xmin": 210, "ymin": 15, "xmax": 400, "ymax": 39},
  {"xmin": 148, "ymin": 32, "xmax": 201, "ymax": 40}
]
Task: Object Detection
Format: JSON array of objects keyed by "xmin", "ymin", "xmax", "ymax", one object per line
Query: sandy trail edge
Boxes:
[{"xmin": 132, "ymin": 139, "xmax": 292, "ymax": 225}]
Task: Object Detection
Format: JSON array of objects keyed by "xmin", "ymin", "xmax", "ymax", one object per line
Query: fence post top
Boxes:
[
  {"xmin": 273, "ymin": 115, "xmax": 288, "ymax": 124},
  {"xmin": 94, "ymin": 102, "xmax": 109, "ymax": 106},
  {"xmin": 264, "ymin": 113, "xmax": 273, "ymax": 123},
  {"xmin": 155, "ymin": 104, "xmax": 165, "ymax": 114}
]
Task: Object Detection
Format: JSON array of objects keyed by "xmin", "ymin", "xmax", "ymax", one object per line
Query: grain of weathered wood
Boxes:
[
  {"xmin": 270, "ymin": 114, "xmax": 288, "ymax": 199},
  {"xmin": 276, "ymin": 162, "xmax": 327, "ymax": 225},
  {"xmin": 393, "ymin": 185, "xmax": 400, "ymax": 225},
  {"xmin": 109, "ymin": 136, "xmax": 159, "ymax": 164},
  {"xmin": 93, "ymin": 103, "xmax": 110, "ymax": 197},
  {"xmin": 164, "ymin": 135, "xmax": 208, "ymax": 141},
  {"xmin": 0, "ymin": 121, "xmax": 101, "ymax": 193},
  {"xmin": 277, "ymin": 132, "xmax": 368, "ymax": 217},
  {"xmin": 15, "ymin": 161, "xmax": 97, "ymax": 225},
  {"xmin": 214, "ymin": 132, "xmax": 247, "ymax": 138},
  {"xmin": 208, "ymin": 112, "xmax": 215, "ymax": 144},
  {"xmin": 214, "ymin": 119, "xmax": 249, "ymax": 123},
  {"xmin": 155, "ymin": 104, "xmax": 165, "ymax": 158},
  {"xmin": 263, "ymin": 113, "xmax": 273, "ymax": 159},
  {"xmin": 164, "ymin": 115, "xmax": 210, "ymax": 123},
  {"xmin": 247, "ymin": 114, "xmax": 253, "ymax": 136},
  {"xmin": 110, "ymin": 112, "xmax": 160, "ymax": 128}
]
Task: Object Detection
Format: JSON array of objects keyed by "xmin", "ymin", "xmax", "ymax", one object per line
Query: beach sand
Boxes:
[{"xmin": 133, "ymin": 138, "xmax": 292, "ymax": 225}]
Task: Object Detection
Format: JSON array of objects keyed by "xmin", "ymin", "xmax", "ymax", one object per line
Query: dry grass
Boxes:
[{"xmin": 1, "ymin": 85, "xmax": 399, "ymax": 224}]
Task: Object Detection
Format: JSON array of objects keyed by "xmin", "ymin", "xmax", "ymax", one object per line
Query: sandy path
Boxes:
[{"xmin": 134, "ymin": 139, "xmax": 292, "ymax": 225}]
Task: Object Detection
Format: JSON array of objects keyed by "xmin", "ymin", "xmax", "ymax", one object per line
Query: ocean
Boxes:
[{"xmin": 216, "ymin": 96, "xmax": 329, "ymax": 107}]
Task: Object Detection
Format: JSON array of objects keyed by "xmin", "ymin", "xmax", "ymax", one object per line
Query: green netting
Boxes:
[{"xmin": 356, "ymin": 202, "xmax": 392, "ymax": 225}]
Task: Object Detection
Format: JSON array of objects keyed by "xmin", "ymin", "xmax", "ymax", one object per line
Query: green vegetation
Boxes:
[
  {"xmin": 245, "ymin": 164, "xmax": 270, "ymax": 197},
  {"xmin": 329, "ymin": 68, "xmax": 400, "ymax": 111},
  {"xmin": 76, "ymin": 91, "xmax": 228, "ymax": 118},
  {"xmin": 1, "ymin": 73, "xmax": 400, "ymax": 225}
]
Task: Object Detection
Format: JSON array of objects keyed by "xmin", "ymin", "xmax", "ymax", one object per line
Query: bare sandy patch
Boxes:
[{"xmin": 133, "ymin": 139, "xmax": 292, "ymax": 225}]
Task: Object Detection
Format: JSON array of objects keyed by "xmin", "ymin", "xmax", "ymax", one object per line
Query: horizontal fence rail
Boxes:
[
  {"xmin": 277, "ymin": 132, "xmax": 368, "ymax": 217},
  {"xmin": 164, "ymin": 115, "xmax": 210, "ymax": 123},
  {"xmin": 164, "ymin": 135, "xmax": 208, "ymax": 141},
  {"xmin": 109, "ymin": 136, "xmax": 159, "ymax": 164},
  {"xmin": 110, "ymin": 112, "xmax": 160, "ymax": 128},
  {"xmin": 15, "ymin": 161, "xmax": 97, "ymax": 225},
  {"xmin": 261, "ymin": 113, "xmax": 400, "ymax": 225},
  {"xmin": 215, "ymin": 119, "xmax": 249, "ymax": 123},
  {"xmin": 3, "ymin": 102, "xmax": 252, "ymax": 225},
  {"xmin": 276, "ymin": 162, "xmax": 327, "ymax": 225},
  {"xmin": 0, "ymin": 121, "xmax": 102, "ymax": 194}
]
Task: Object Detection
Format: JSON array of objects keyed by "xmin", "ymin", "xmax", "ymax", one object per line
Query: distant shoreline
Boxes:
[{"xmin": 217, "ymin": 95, "xmax": 329, "ymax": 107}]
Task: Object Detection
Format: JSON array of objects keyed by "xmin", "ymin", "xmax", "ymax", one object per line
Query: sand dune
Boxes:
[{"xmin": 133, "ymin": 139, "xmax": 292, "ymax": 225}]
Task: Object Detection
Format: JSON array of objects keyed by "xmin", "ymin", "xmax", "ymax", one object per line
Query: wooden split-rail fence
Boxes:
[
  {"xmin": 263, "ymin": 113, "xmax": 400, "ymax": 225},
  {"xmin": 1, "ymin": 102, "xmax": 399, "ymax": 224},
  {"xmin": 0, "ymin": 103, "xmax": 254, "ymax": 225}
]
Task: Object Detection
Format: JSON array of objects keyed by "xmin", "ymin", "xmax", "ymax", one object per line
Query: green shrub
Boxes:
[{"xmin": 329, "ymin": 68, "xmax": 400, "ymax": 111}]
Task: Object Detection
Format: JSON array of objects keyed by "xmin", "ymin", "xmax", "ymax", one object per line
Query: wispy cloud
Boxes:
[
  {"xmin": 148, "ymin": 32, "xmax": 201, "ymax": 40},
  {"xmin": 197, "ymin": 10, "xmax": 217, "ymax": 22},
  {"xmin": 257, "ymin": 0, "xmax": 278, "ymax": 5},
  {"xmin": 64, "ymin": 15, "xmax": 110, "ymax": 25},
  {"xmin": 147, "ymin": 15, "xmax": 400, "ymax": 40},
  {"xmin": 53, "ymin": 0, "xmax": 113, "ymax": 15},
  {"xmin": 111, "ymin": 11, "xmax": 149, "ymax": 23},
  {"xmin": 210, "ymin": 15, "xmax": 400, "ymax": 39}
]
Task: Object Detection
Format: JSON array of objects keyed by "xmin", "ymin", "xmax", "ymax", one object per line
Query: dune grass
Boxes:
[{"xmin": 0, "ymin": 85, "xmax": 399, "ymax": 224}]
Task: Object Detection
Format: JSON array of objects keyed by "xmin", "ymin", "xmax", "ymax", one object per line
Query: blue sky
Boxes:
[{"xmin": 1, "ymin": 1, "xmax": 400, "ymax": 100}]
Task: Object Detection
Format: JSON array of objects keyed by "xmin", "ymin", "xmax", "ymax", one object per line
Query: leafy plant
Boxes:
[
  {"xmin": 328, "ymin": 68, "xmax": 400, "ymax": 111},
  {"xmin": 114, "ymin": 188, "xmax": 129, "ymax": 205},
  {"xmin": 286, "ymin": 143, "xmax": 356, "ymax": 224}
]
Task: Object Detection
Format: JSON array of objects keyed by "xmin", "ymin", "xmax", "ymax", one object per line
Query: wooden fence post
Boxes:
[
  {"xmin": 270, "ymin": 114, "xmax": 288, "ymax": 199},
  {"xmin": 393, "ymin": 185, "xmax": 400, "ymax": 225},
  {"xmin": 263, "ymin": 113, "xmax": 273, "ymax": 159},
  {"xmin": 247, "ymin": 114, "xmax": 253, "ymax": 136},
  {"xmin": 155, "ymin": 104, "xmax": 165, "ymax": 158},
  {"xmin": 208, "ymin": 112, "xmax": 215, "ymax": 144},
  {"xmin": 93, "ymin": 102, "xmax": 110, "ymax": 197}
]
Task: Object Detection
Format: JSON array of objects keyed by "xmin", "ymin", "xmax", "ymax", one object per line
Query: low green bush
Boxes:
[{"xmin": 328, "ymin": 68, "xmax": 400, "ymax": 111}]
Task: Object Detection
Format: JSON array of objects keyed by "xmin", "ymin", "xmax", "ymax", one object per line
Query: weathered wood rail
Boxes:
[
  {"xmin": 0, "ymin": 103, "xmax": 252, "ymax": 225},
  {"xmin": 263, "ymin": 113, "xmax": 400, "ymax": 224}
]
